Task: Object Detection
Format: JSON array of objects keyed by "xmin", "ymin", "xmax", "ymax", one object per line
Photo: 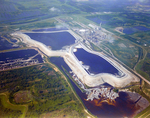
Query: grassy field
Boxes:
[
  {"xmin": 99, "ymin": 36, "xmax": 139, "ymax": 69},
  {"xmin": 135, "ymin": 48, "xmax": 150, "ymax": 82},
  {"xmin": 134, "ymin": 105, "xmax": 150, "ymax": 118},
  {"xmin": 0, "ymin": 0, "xmax": 81, "ymax": 28},
  {"xmin": 0, "ymin": 92, "xmax": 27, "ymax": 118},
  {"xmin": 86, "ymin": 13, "xmax": 150, "ymax": 81}
]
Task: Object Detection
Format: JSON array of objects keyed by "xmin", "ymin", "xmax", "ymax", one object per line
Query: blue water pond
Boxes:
[
  {"xmin": 74, "ymin": 48, "xmax": 119, "ymax": 75},
  {"xmin": 25, "ymin": 32, "xmax": 76, "ymax": 50},
  {"xmin": 134, "ymin": 26, "xmax": 150, "ymax": 31},
  {"xmin": 0, "ymin": 49, "xmax": 43, "ymax": 63}
]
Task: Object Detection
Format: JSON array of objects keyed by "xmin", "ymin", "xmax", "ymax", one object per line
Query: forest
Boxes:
[{"xmin": 0, "ymin": 64, "xmax": 87, "ymax": 118}]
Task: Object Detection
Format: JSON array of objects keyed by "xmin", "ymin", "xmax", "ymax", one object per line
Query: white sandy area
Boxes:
[
  {"xmin": 63, "ymin": 44, "xmax": 139, "ymax": 87},
  {"xmin": 11, "ymin": 32, "xmax": 140, "ymax": 87},
  {"xmin": 11, "ymin": 32, "xmax": 67, "ymax": 57}
]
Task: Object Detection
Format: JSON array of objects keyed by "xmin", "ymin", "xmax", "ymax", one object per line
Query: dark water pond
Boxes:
[
  {"xmin": 123, "ymin": 27, "xmax": 137, "ymax": 34},
  {"xmin": 0, "ymin": 49, "xmax": 43, "ymax": 63},
  {"xmin": 25, "ymin": 32, "xmax": 76, "ymax": 50},
  {"xmin": 50, "ymin": 57, "xmax": 138, "ymax": 118},
  {"xmin": 10, "ymin": 39, "xmax": 17, "ymax": 43},
  {"xmin": 123, "ymin": 26, "xmax": 150, "ymax": 34},
  {"xmin": 74, "ymin": 48, "xmax": 119, "ymax": 75},
  {"xmin": 134, "ymin": 26, "xmax": 150, "ymax": 31},
  {"xmin": 0, "ymin": 36, "xmax": 19, "ymax": 50},
  {"xmin": 32, "ymin": 27, "xmax": 68, "ymax": 32}
]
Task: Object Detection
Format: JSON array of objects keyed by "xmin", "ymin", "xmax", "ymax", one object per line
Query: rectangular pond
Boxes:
[
  {"xmin": 123, "ymin": 26, "xmax": 150, "ymax": 35},
  {"xmin": 134, "ymin": 26, "xmax": 150, "ymax": 31},
  {"xmin": 25, "ymin": 32, "xmax": 76, "ymax": 50},
  {"xmin": 74, "ymin": 48, "xmax": 119, "ymax": 75},
  {"xmin": 0, "ymin": 49, "xmax": 43, "ymax": 70},
  {"xmin": 0, "ymin": 49, "xmax": 38, "ymax": 61}
]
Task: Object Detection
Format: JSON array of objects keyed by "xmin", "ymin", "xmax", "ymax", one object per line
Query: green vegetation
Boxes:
[
  {"xmin": 87, "ymin": 12, "xmax": 150, "ymax": 29},
  {"xmin": 113, "ymin": 88, "xmax": 119, "ymax": 93},
  {"xmin": 99, "ymin": 38, "xmax": 139, "ymax": 69},
  {"xmin": 0, "ymin": 64, "xmax": 87, "ymax": 118},
  {"xmin": 0, "ymin": 18, "xmax": 58, "ymax": 33},
  {"xmin": 0, "ymin": 0, "xmax": 81, "ymax": 30},
  {"xmin": 135, "ymin": 49, "xmax": 150, "ymax": 81},
  {"xmin": 40, "ymin": 107, "xmax": 82, "ymax": 118},
  {"xmin": 1, "ymin": 0, "xmax": 150, "ymax": 117},
  {"xmin": 131, "ymin": 31, "xmax": 150, "ymax": 46},
  {"xmin": 134, "ymin": 105, "xmax": 150, "ymax": 118},
  {"xmin": 86, "ymin": 12, "xmax": 150, "ymax": 81},
  {"xmin": 90, "ymin": 42, "xmax": 103, "ymax": 52},
  {"xmin": 86, "ymin": 12, "xmax": 150, "ymax": 46},
  {"xmin": 62, "ymin": 66, "xmax": 85, "ymax": 93},
  {"xmin": 0, "ymin": 93, "xmax": 27, "ymax": 118},
  {"xmin": 66, "ymin": 0, "xmax": 128, "ymax": 13}
]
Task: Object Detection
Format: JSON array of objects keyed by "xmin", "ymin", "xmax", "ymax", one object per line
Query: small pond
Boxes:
[
  {"xmin": 134, "ymin": 26, "xmax": 150, "ymax": 31},
  {"xmin": 123, "ymin": 27, "xmax": 137, "ymax": 34}
]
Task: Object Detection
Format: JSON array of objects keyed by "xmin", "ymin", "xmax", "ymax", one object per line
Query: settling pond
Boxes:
[
  {"xmin": 74, "ymin": 48, "xmax": 119, "ymax": 75},
  {"xmin": 123, "ymin": 28, "xmax": 137, "ymax": 35},
  {"xmin": 50, "ymin": 57, "xmax": 138, "ymax": 118},
  {"xmin": 123, "ymin": 26, "xmax": 150, "ymax": 34},
  {"xmin": 0, "ymin": 49, "xmax": 43, "ymax": 64},
  {"xmin": 25, "ymin": 32, "xmax": 75, "ymax": 50}
]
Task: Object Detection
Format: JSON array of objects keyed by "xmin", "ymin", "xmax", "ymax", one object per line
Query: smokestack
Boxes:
[{"xmin": 100, "ymin": 22, "xmax": 102, "ymax": 30}]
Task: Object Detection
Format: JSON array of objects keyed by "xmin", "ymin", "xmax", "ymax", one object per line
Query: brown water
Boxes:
[{"xmin": 50, "ymin": 57, "xmax": 139, "ymax": 118}]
